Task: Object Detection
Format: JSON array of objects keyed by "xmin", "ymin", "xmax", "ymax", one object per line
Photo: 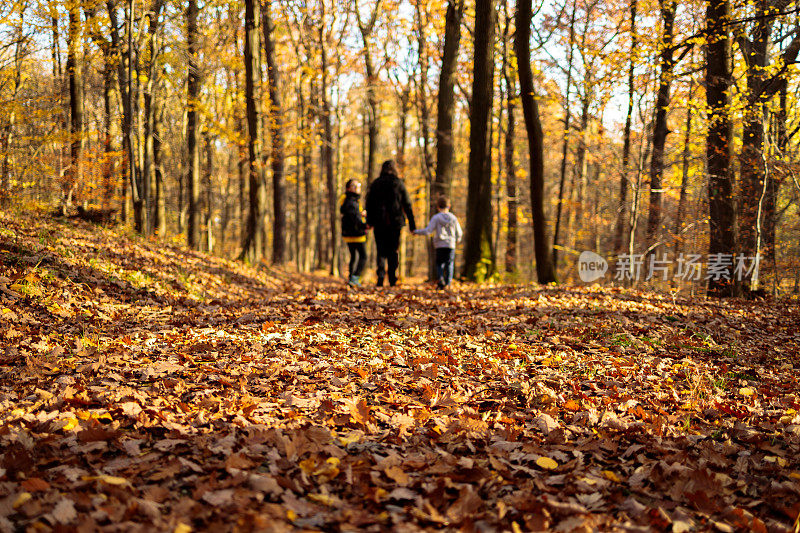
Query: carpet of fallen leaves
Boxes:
[{"xmin": 1, "ymin": 211, "xmax": 800, "ymax": 533}]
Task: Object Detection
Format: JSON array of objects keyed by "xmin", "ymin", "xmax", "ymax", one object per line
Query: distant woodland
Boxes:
[{"xmin": 1, "ymin": 0, "xmax": 799, "ymax": 296}]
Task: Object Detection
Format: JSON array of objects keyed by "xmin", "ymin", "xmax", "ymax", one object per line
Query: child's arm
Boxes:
[
  {"xmin": 455, "ymin": 218, "xmax": 463, "ymax": 242},
  {"xmin": 414, "ymin": 216, "xmax": 437, "ymax": 236}
]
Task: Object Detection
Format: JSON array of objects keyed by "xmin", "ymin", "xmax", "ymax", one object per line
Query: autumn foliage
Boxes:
[{"xmin": 1, "ymin": 211, "xmax": 799, "ymax": 531}]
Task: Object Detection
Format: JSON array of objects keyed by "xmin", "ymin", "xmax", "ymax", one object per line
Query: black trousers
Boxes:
[
  {"xmin": 347, "ymin": 242, "xmax": 366, "ymax": 278},
  {"xmin": 373, "ymin": 226, "xmax": 402, "ymax": 286}
]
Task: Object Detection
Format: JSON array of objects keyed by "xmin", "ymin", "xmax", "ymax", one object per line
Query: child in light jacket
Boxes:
[{"xmin": 414, "ymin": 196, "xmax": 463, "ymax": 289}]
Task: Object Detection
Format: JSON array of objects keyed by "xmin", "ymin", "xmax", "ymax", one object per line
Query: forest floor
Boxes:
[{"xmin": 0, "ymin": 210, "xmax": 799, "ymax": 533}]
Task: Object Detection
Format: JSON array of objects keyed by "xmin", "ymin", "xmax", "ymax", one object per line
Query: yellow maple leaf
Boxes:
[
  {"xmin": 602, "ymin": 470, "xmax": 622, "ymax": 483},
  {"xmin": 298, "ymin": 458, "xmax": 316, "ymax": 475},
  {"xmin": 339, "ymin": 433, "xmax": 361, "ymax": 446},
  {"xmin": 536, "ymin": 456, "xmax": 558, "ymax": 470},
  {"xmin": 82, "ymin": 475, "xmax": 129, "ymax": 486},
  {"xmin": 62, "ymin": 418, "xmax": 80, "ymax": 431},
  {"xmin": 13, "ymin": 493, "xmax": 32, "ymax": 509},
  {"xmin": 307, "ymin": 493, "xmax": 335, "ymax": 506}
]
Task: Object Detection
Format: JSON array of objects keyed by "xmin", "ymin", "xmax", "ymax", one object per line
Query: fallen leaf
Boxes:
[
  {"xmin": 536, "ymin": 457, "xmax": 559, "ymax": 470},
  {"xmin": 385, "ymin": 465, "xmax": 410, "ymax": 486},
  {"xmin": 21, "ymin": 478, "xmax": 50, "ymax": 492},
  {"xmin": 82, "ymin": 475, "xmax": 129, "ymax": 486},
  {"xmin": 13, "ymin": 492, "xmax": 32, "ymax": 509},
  {"xmin": 51, "ymin": 499, "xmax": 77, "ymax": 524},
  {"xmin": 202, "ymin": 489, "xmax": 234, "ymax": 507}
]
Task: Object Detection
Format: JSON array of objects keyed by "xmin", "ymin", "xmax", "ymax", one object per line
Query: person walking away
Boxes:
[
  {"xmin": 414, "ymin": 196, "xmax": 462, "ymax": 289},
  {"xmin": 341, "ymin": 179, "xmax": 368, "ymax": 287},
  {"xmin": 365, "ymin": 160, "xmax": 416, "ymax": 287}
]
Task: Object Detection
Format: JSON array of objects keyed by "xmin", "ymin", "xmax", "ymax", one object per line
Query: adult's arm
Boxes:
[{"xmin": 399, "ymin": 181, "xmax": 416, "ymax": 231}]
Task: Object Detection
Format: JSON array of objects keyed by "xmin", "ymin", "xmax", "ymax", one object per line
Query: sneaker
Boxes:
[{"xmin": 348, "ymin": 274, "xmax": 362, "ymax": 287}]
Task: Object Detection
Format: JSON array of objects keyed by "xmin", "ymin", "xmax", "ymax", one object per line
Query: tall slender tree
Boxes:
[
  {"xmin": 516, "ymin": 0, "xmax": 557, "ymax": 284},
  {"xmin": 0, "ymin": 2, "xmax": 25, "ymax": 208},
  {"xmin": 645, "ymin": 0, "xmax": 677, "ymax": 253},
  {"xmin": 143, "ymin": 0, "xmax": 164, "ymax": 236},
  {"xmin": 674, "ymin": 79, "xmax": 694, "ymax": 256},
  {"xmin": 263, "ymin": 0, "xmax": 286, "ymax": 263},
  {"xmin": 614, "ymin": 0, "xmax": 637, "ymax": 256},
  {"xmin": 705, "ymin": 0, "xmax": 736, "ymax": 297},
  {"xmin": 186, "ymin": 0, "xmax": 201, "ymax": 249},
  {"xmin": 501, "ymin": 0, "xmax": 517, "ymax": 273},
  {"xmin": 463, "ymin": 0, "xmax": 497, "ymax": 281},
  {"xmin": 433, "ymin": 0, "xmax": 464, "ymax": 200},
  {"xmin": 355, "ymin": 0, "xmax": 382, "ymax": 185},
  {"xmin": 105, "ymin": 0, "xmax": 136, "ymax": 224},
  {"xmin": 319, "ymin": 0, "xmax": 338, "ymax": 275},
  {"xmin": 737, "ymin": 14, "xmax": 800, "ymax": 285},
  {"xmin": 65, "ymin": 0, "xmax": 84, "ymax": 211},
  {"xmin": 242, "ymin": 0, "xmax": 265, "ymax": 261},
  {"xmin": 553, "ymin": 0, "xmax": 577, "ymax": 267}
]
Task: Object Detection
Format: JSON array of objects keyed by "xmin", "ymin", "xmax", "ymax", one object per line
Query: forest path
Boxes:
[{"xmin": 1, "ymin": 212, "xmax": 799, "ymax": 531}]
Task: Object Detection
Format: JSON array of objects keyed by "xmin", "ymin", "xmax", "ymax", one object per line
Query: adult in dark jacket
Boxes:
[
  {"xmin": 340, "ymin": 179, "xmax": 367, "ymax": 287},
  {"xmin": 365, "ymin": 160, "xmax": 417, "ymax": 287}
]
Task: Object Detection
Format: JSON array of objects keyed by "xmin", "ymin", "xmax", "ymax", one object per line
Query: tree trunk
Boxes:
[
  {"xmin": 396, "ymin": 87, "xmax": 413, "ymax": 276},
  {"xmin": 463, "ymin": 0, "xmax": 497, "ymax": 282},
  {"xmin": 516, "ymin": 0, "xmax": 557, "ymax": 284},
  {"xmin": 571, "ymin": 95, "xmax": 590, "ymax": 250},
  {"xmin": 153, "ymin": 97, "xmax": 165, "ymax": 235},
  {"xmin": 51, "ymin": 4, "xmax": 62, "ymax": 78},
  {"xmin": 502, "ymin": 4, "xmax": 517, "ymax": 273},
  {"xmin": 674, "ymin": 82, "xmax": 693, "ymax": 256},
  {"xmin": 262, "ymin": 1, "xmax": 286, "ymax": 263},
  {"xmin": 705, "ymin": 0, "xmax": 737, "ymax": 297},
  {"xmin": 356, "ymin": 0, "xmax": 382, "ymax": 185},
  {"xmin": 242, "ymin": 0, "xmax": 265, "ymax": 262},
  {"xmin": 434, "ymin": 0, "xmax": 464, "ymax": 199},
  {"xmin": 412, "ymin": 0, "xmax": 436, "ymax": 280},
  {"xmin": 102, "ymin": 66, "xmax": 114, "ymax": 210},
  {"xmin": 553, "ymin": 0, "xmax": 577, "ymax": 267},
  {"xmin": 142, "ymin": 0, "xmax": 164, "ymax": 236},
  {"xmin": 204, "ymin": 132, "xmax": 215, "ymax": 253},
  {"xmin": 65, "ymin": 0, "xmax": 84, "ymax": 212},
  {"xmin": 106, "ymin": 0, "xmax": 137, "ymax": 226},
  {"xmin": 766, "ymin": 77, "xmax": 788, "ymax": 264},
  {"xmin": 614, "ymin": 0, "xmax": 637, "ymax": 255},
  {"xmin": 50, "ymin": 6, "xmax": 64, "ymax": 202},
  {"xmin": 123, "ymin": 0, "xmax": 145, "ymax": 232},
  {"xmin": 737, "ymin": 20, "xmax": 768, "ymax": 268},
  {"xmin": 645, "ymin": 0, "xmax": 677, "ymax": 253},
  {"xmin": 414, "ymin": 0, "xmax": 434, "ymax": 189},
  {"xmin": 320, "ymin": 3, "xmax": 338, "ymax": 275},
  {"xmin": 0, "ymin": 5, "xmax": 25, "ymax": 208},
  {"xmin": 186, "ymin": 0, "xmax": 201, "ymax": 250},
  {"xmin": 626, "ymin": 121, "xmax": 651, "ymax": 281},
  {"xmin": 299, "ymin": 80, "xmax": 313, "ymax": 271}
]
